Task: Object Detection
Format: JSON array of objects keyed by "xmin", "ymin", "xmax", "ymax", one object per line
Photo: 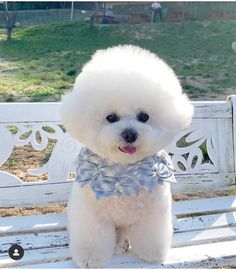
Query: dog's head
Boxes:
[{"xmin": 61, "ymin": 45, "xmax": 193, "ymax": 164}]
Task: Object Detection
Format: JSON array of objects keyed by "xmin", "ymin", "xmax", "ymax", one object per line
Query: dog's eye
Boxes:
[
  {"xmin": 106, "ymin": 113, "xmax": 120, "ymax": 123},
  {"xmin": 137, "ymin": 112, "xmax": 149, "ymax": 123}
]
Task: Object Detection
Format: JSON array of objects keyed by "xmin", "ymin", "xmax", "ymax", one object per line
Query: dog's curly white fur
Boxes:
[{"xmin": 61, "ymin": 45, "xmax": 193, "ymax": 268}]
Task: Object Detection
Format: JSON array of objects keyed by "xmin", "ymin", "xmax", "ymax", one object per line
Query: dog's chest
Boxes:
[{"xmin": 95, "ymin": 189, "xmax": 157, "ymax": 226}]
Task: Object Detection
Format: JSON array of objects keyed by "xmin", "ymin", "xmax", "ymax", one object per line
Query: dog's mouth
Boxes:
[{"xmin": 119, "ymin": 145, "xmax": 137, "ymax": 155}]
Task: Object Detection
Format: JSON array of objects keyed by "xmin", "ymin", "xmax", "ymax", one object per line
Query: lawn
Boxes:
[{"xmin": 0, "ymin": 20, "xmax": 236, "ymax": 102}]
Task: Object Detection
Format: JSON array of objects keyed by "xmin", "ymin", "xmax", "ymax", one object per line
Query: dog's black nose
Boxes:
[{"xmin": 121, "ymin": 128, "xmax": 138, "ymax": 143}]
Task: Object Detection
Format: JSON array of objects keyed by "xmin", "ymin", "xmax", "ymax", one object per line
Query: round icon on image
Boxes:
[{"xmin": 8, "ymin": 244, "xmax": 24, "ymax": 260}]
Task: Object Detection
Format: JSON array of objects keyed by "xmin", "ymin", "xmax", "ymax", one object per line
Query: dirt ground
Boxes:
[
  {"xmin": 0, "ymin": 203, "xmax": 66, "ymax": 217},
  {"xmin": 1, "ymin": 144, "xmax": 48, "ymax": 182}
]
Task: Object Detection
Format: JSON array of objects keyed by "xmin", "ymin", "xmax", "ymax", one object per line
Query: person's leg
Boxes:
[
  {"xmin": 151, "ymin": 10, "xmax": 155, "ymax": 23},
  {"xmin": 159, "ymin": 8, "xmax": 163, "ymax": 22}
]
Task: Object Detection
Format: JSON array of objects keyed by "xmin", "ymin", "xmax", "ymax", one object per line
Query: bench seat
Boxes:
[
  {"xmin": 1, "ymin": 99, "xmax": 236, "ymax": 268},
  {"xmin": 1, "ymin": 195, "xmax": 236, "ymax": 268}
]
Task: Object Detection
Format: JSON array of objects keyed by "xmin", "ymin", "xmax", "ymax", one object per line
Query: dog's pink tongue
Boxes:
[{"xmin": 120, "ymin": 146, "xmax": 137, "ymax": 154}]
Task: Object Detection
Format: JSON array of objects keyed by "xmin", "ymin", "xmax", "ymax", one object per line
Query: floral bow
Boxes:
[{"xmin": 76, "ymin": 147, "xmax": 176, "ymax": 199}]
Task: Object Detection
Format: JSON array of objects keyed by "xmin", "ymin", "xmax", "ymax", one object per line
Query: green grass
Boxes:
[{"xmin": 0, "ymin": 20, "xmax": 236, "ymax": 102}]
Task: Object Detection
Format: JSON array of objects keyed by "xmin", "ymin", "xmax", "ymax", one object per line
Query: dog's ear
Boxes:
[
  {"xmin": 162, "ymin": 93, "xmax": 194, "ymax": 132},
  {"xmin": 60, "ymin": 91, "xmax": 81, "ymax": 138}
]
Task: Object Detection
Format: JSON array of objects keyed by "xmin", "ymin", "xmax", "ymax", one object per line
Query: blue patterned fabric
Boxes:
[{"xmin": 76, "ymin": 147, "xmax": 176, "ymax": 199}]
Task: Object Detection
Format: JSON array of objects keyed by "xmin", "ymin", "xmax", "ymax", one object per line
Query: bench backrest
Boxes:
[{"xmin": 0, "ymin": 97, "xmax": 236, "ymax": 207}]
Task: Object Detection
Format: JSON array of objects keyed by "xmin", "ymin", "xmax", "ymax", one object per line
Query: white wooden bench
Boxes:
[{"xmin": 1, "ymin": 97, "xmax": 236, "ymax": 268}]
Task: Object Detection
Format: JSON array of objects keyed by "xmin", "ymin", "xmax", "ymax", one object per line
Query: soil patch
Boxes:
[
  {"xmin": 1, "ymin": 143, "xmax": 53, "ymax": 182},
  {"xmin": 0, "ymin": 204, "xmax": 66, "ymax": 217}
]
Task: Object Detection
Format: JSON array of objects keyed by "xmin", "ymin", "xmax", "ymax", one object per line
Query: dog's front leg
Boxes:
[
  {"xmin": 129, "ymin": 208, "xmax": 172, "ymax": 263},
  {"xmin": 128, "ymin": 186, "xmax": 173, "ymax": 263},
  {"xmin": 68, "ymin": 183, "xmax": 116, "ymax": 268}
]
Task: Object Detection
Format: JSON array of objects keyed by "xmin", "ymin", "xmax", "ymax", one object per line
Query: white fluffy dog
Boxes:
[{"xmin": 61, "ymin": 45, "xmax": 193, "ymax": 268}]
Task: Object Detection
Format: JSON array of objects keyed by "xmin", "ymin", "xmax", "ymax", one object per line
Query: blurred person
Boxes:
[{"xmin": 151, "ymin": 2, "xmax": 163, "ymax": 23}]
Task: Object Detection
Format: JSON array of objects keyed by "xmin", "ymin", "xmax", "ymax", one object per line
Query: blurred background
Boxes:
[{"xmin": 0, "ymin": 1, "xmax": 236, "ymax": 103}]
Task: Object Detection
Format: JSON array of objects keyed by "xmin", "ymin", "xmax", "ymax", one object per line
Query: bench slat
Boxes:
[
  {"xmin": 18, "ymin": 260, "xmax": 76, "ymax": 268},
  {"xmin": 0, "ymin": 182, "xmax": 72, "ymax": 208},
  {"xmin": 1, "ymin": 196, "xmax": 236, "ymax": 235},
  {"xmin": 1, "ymin": 176, "xmax": 234, "ymax": 208},
  {"xmin": 1, "ymin": 211, "xmax": 235, "ymax": 237},
  {"xmin": 19, "ymin": 256, "xmax": 236, "ymax": 269},
  {"xmin": 0, "ymin": 103, "xmax": 61, "ymax": 123},
  {"xmin": 173, "ymin": 195, "xmax": 236, "ymax": 216},
  {"xmin": 0, "ymin": 231, "xmax": 68, "ymax": 253},
  {"xmin": 1, "ymin": 223, "xmax": 236, "ymax": 254},
  {"xmin": 173, "ymin": 173, "xmax": 236, "ymax": 193},
  {"xmin": 175, "ymin": 211, "xmax": 236, "ymax": 232},
  {"xmin": 0, "ymin": 101, "xmax": 231, "ymax": 124},
  {"xmin": 174, "ymin": 226, "xmax": 236, "ymax": 247},
  {"xmin": 0, "ymin": 213, "xmax": 66, "ymax": 236},
  {"xmin": 1, "ymin": 240, "xmax": 236, "ymax": 268},
  {"xmin": 0, "ymin": 246, "xmax": 69, "ymax": 268}
]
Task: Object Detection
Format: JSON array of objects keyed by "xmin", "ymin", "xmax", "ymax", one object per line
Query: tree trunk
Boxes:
[
  {"xmin": 180, "ymin": 2, "xmax": 186, "ymax": 33},
  {"xmin": 103, "ymin": 2, "xmax": 106, "ymax": 17},
  {"xmin": 3, "ymin": 2, "xmax": 17, "ymax": 41},
  {"xmin": 7, "ymin": 27, "xmax": 12, "ymax": 41},
  {"xmin": 90, "ymin": 2, "xmax": 99, "ymax": 28}
]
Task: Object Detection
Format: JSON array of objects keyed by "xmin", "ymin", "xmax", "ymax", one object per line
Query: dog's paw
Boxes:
[
  {"xmin": 72, "ymin": 254, "xmax": 109, "ymax": 268},
  {"xmin": 71, "ymin": 247, "xmax": 112, "ymax": 268},
  {"xmin": 115, "ymin": 239, "xmax": 129, "ymax": 255},
  {"xmin": 132, "ymin": 248, "xmax": 168, "ymax": 263}
]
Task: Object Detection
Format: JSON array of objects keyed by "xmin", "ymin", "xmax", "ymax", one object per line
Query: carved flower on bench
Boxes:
[
  {"xmin": 13, "ymin": 124, "xmax": 64, "ymax": 150},
  {"xmin": 166, "ymin": 121, "xmax": 217, "ymax": 173}
]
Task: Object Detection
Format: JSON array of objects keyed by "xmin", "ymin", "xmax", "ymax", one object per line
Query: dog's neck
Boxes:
[{"xmin": 75, "ymin": 147, "xmax": 176, "ymax": 200}]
